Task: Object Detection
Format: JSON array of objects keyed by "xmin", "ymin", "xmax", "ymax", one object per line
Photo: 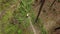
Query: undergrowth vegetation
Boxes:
[
  {"xmin": 0, "ymin": 0, "xmax": 48, "ymax": 34},
  {"xmin": 0, "ymin": 0, "xmax": 34, "ymax": 34}
]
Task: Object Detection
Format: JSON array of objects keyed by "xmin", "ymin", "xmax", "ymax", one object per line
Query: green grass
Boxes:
[
  {"xmin": 0, "ymin": 0, "xmax": 48, "ymax": 34},
  {"xmin": 0, "ymin": 0, "xmax": 34, "ymax": 34},
  {"xmin": 0, "ymin": 0, "xmax": 17, "ymax": 11}
]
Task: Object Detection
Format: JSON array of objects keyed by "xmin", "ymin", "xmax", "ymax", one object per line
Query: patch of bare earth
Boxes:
[{"xmin": 32, "ymin": 0, "xmax": 60, "ymax": 34}]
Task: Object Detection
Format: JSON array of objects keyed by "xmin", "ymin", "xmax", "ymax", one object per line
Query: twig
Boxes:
[
  {"xmin": 27, "ymin": 13, "xmax": 37, "ymax": 34},
  {"xmin": 49, "ymin": 0, "xmax": 56, "ymax": 9},
  {"xmin": 35, "ymin": 0, "xmax": 45, "ymax": 23}
]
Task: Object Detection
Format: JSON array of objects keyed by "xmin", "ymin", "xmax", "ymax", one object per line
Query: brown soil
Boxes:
[{"xmin": 32, "ymin": 0, "xmax": 60, "ymax": 34}]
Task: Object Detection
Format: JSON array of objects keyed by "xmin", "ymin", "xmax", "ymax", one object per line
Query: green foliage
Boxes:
[
  {"xmin": 18, "ymin": 29, "xmax": 22, "ymax": 34},
  {"xmin": 0, "ymin": 0, "xmax": 48, "ymax": 34},
  {"xmin": 0, "ymin": 0, "xmax": 34, "ymax": 34},
  {"xmin": 0, "ymin": 0, "xmax": 17, "ymax": 11},
  {"xmin": 5, "ymin": 24, "xmax": 18, "ymax": 34},
  {"xmin": 14, "ymin": 0, "xmax": 33, "ymax": 28},
  {"xmin": 1, "ymin": 10, "xmax": 12, "ymax": 23}
]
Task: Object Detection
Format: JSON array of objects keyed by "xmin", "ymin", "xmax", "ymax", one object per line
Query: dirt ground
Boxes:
[
  {"xmin": 0, "ymin": 0, "xmax": 60, "ymax": 34},
  {"xmin": 32, "ymin": 0, "xmax": 60, "ymax": 34}
]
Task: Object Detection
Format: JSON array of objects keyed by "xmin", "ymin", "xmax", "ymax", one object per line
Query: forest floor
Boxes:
[
  {"xmin": 32, "ymin": 0, "xmax": 60, "ymax": 34},
  {"xmin": 0, "ymin": 0, "xmax": 60, "ymax": 34}
]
